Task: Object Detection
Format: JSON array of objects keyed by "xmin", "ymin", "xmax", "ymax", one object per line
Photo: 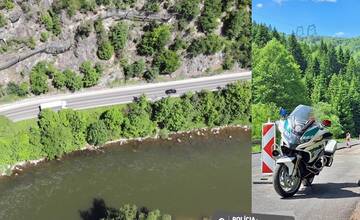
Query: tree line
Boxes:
[
  {"xmin": 0, "ymin": 81, "xmax": 250, "ymax": 167},
  {"xmin": 252, "ymin": 22, "xmax": 360, "ymax": 139}
]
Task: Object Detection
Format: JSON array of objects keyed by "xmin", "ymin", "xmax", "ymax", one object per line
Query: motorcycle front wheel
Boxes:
[{"xmin": 273, "ymin": 163, "xmax": 302, "ymax": 198}]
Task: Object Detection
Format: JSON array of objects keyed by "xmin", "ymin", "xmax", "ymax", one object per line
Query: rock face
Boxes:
[{"xmin": 0, "ymin": 0, "xmax": 243, "ymax": 86}]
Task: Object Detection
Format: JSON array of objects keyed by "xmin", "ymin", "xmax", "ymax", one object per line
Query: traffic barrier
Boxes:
[{"xmin": 261, "ymin": 122, "xmax": 276, "ymax": 174}]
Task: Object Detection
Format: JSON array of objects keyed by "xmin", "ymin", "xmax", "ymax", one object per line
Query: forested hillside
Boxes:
[
  {"xmin": 302, "ymin": 36, "xmax": 360, "ymax": 61},
  {"xmin": 252, "ymin": 23, "xmax": 360, "ymax": 139},
  {"xmin": 0, "ymin": 0, "xmax": 251, "ymax": 102}
]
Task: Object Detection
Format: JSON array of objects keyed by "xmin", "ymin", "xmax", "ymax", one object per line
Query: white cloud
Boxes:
[
  {"xmin": 273, "ymin": 0, "xmax": 287, "ymax": 4},
  {"xmin": 334, "ymin": 32, "xmax": 345, "ymax": 37},
  {"xmin": 256, "ymin": 3, "xmax": 264, "ymax": 8}
]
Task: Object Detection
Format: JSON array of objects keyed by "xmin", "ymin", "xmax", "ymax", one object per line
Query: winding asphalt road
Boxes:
[
  {"xmin": 252, "ymin": 142, "xmax": 360, "ymax": 220},
  {"xmin": 0, "ymin": 72, "xmax": 250, "ymax": 122}
]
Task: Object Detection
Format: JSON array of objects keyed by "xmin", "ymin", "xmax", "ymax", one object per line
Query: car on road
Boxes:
[{"xmin": 165, "ymin": 89, "xmax": 177, "ymax": 95}]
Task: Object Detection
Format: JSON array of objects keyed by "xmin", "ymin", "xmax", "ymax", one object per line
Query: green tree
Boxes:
[
  {"xmin": 153, "ymin": 50, "xmax": 181, "ymax": 74},
  {"xmin": 187, "ymin": 34, "xmax": 224, "ymax": 57},
  {"xmin": 253, "ymin": 39, "xmax": 307, "ymax": 110},
  {"xmin": 251, "ymin": 103, "xmax": 279, "ymax": 139},
  {"xmin": 109, "ymin": 22, "xmax": 128, "ymax": 56},
  {"xmin": 137, "ymin": 25, "xmax": 171, "ymax": 56},
  {"xmin": 97, "ymin": 40, "xmax": 114, "ymax": 60},
  {"xmin": 287, "ymin": 33, "xmax": 307, "ymax": 74},
  {"xmin": 38, "ymin": 109, "xmax": 75, "ymax": 159},
  {"xmin": 311, "ymin": 73, "xmax": 326, "ymax": 104},
  {"xmin": 313, "ymin": 102, "xmax": 343, "ymax": 138},
  {"xmin": 86, "ymin": 121, "xmax": 108, "ymax": 146},
  {"xmin": 80, "ymin": 61, "xmax": 101, "ymax": 87},
  {"xmin": 100, "ymin": 108, "xmax": 124, "ymax": 139},
  {"xmin": 173, "ymin": 0, "xmax": 200, "ymax": 21},
  {"xmin": 53, "ymin": 71, "xmax": 67, "ymax": 89},
  {"xmin": 123, "ymin": 59, "xmax": 146, "ymax": 79},
  {"xmin": 198, "ymin": 0, "xmax": 222, "ymax": 33},
  {"xmin": 122, "ymin": 96, "xmax": 156, "ymax": 138},
  {"xmin": 222, "ymin": 8, "xmax": 249, "ymax": 40},
  {"xmin": 64, "ymin": 69, "xmax": 82, "ymax": 92},
  {"xmin": 153, "ymin": 97, "xmax": 192, "ymax": 131},
  {"xmin": 30, "ymin": 67, "xmax": 49, "ymax": 95}
]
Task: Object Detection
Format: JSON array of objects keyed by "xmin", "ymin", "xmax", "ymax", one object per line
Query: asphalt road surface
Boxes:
[
  {"xmin": 252, "ymin": 142, "xmax": 360, "ymax": 220},
  {"xmin": 0, "ymin": 72, "xmax": 250, "ymax": 122}
]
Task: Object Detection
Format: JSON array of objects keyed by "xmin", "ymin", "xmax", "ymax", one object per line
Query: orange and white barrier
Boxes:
[{"xmin": 261, "ymin": 122, "xmax": 276, "ymax": 174}]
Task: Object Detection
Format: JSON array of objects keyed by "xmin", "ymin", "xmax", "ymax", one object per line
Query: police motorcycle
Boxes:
[{"xmin": 272, "ymin": 105, "xmax": 337, "ymax": 198}]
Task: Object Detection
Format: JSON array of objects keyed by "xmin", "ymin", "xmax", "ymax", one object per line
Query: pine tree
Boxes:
[
  {"xmin": 287, "ymin": 33, "xmax": 307, "ymax": 74},
  {"xmin": 311, "ymin": 73, "xmax": 326, "ymax": 104}
]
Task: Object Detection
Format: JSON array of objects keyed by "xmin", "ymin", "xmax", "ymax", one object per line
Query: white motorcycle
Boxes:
[{"xmin": 272, "ymin": 105, "xmax": 337, "ymax": 198}]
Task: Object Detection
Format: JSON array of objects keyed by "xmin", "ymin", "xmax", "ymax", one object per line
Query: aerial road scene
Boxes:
[{"xmin": 0, "ymin": 0, "xmax": 252, "ymax": 219}]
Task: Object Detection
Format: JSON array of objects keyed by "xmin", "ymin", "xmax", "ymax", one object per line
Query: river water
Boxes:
[{"xmin": 0, "ymin": 127, "xmax": 251, "ymax": 220}]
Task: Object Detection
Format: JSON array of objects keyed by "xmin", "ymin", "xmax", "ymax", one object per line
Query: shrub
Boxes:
[
  {"xmin": 86, "ymin": 121, "xmax": 108, "ymax": 146},
  {"xmin": 26, "ymin": 37, "xmax": 36, "ymax": 50},
  {"xmin": 173, "ymin": 0, "xmax": 200, "ymax": 21},
  {"xmin": 6, "ymin": 82, "xmax": 28, "ymax": 97},
  {"xmin": 96, "ymin": 0, "xmax": 111, "ymax": 6},
  {"xmin": 109, "ymin": 22, "xmax": 128, "ymax": 56},
  {"xmin": 80, "ymin": 61, "xmax": 101, "ymax": 87},
  {"xmin": 123, "ymin": 59, "xmax": 145, "ymax": 79},
  {"xmin": 40, "ymin": 10, "xmax": 61, "ymax": 35},
  {"xmin": 97, "ymin": 40, "xmax": 114, "ymax": 60},
  {"xmin": 40, "ymin": 32, "xmax": 49, "ymax": 42},
  {"xmin": 113, "ymin": 0, "xmax": 136, "ymax": 9},
  {"xmin": 0, "ymin": 13, "xmax": 7, "ymax": 28},
  {"xmin": 76, "ymin": 21, "xmax": 93, "ymax": 39},
  {"xmin": 143, "ymin": 67, "xmax": 159, "ymax": 82},
  {"xmin": 170, "ymin": 37, "xmax": 187, "ymax": 51},
  {"xmin": 143, "ymin": 0, "xmax": 160, "ymax": 13},
  {"xmin": 0, "ymin": 0, "xmax": 14, "ymax": 10},
  {"xmin": 187, "ymin": 34, "xmax": 224, "ymax": 57},
  {"xmin": 153, "ymin": 50, "xmax": 181, "ymax": 74},
  {"xmin": 137, "ymin": 25, "xmax": 171, "ymax": 56},
  {"xmin": 198, "ymin": 0, "xmax": 222, "ymax": 33}
]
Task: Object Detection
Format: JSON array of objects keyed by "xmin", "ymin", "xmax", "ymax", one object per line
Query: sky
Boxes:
[{"xmin": 252, "ymin": 0, "xmax": 360, "ymax": 38}]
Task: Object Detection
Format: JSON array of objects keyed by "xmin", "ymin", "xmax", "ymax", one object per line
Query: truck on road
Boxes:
[{"xmin": 39, "ymin": 101, "xmax": 67, "ymax": 111}]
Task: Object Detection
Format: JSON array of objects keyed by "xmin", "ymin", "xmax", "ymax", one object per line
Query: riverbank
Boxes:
[
  {"xmin": 1, "ymin": 124, "xmax": 250, "ymax": 177},
  {"xmin": 0, "ymin": 126, "xmax": 251, "ymax": 219}
]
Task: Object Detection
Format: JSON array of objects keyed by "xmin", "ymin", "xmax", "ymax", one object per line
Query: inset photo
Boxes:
[{"xmin": 252, "ymin": 1, "xmax": 360, "ymax": 219}]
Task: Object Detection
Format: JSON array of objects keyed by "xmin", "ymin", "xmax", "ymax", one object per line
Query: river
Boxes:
[{"xmin": 0, "ymin": 127, "xmax": 251, "ymax": 220}]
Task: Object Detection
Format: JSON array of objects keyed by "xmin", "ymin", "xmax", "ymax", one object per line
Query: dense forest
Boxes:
[
  {"xmin": 0, "ymin": 0, "xmax": 251, "ymax": 102},
  {"xmin": 252, "ymin": 22, "xmax": 360, "ymax": 139},
  {"xmin": 0, "ymin": 81, "xmax": 250, "ymax": 171}
]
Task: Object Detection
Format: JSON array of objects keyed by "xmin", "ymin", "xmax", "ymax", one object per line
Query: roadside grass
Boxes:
[{"xmin": 252, "ymin": 144, "xmax": 261, "ymax": 153}]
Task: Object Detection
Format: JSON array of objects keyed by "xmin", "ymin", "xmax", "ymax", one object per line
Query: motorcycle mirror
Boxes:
[{"xmin": 322, "ymin": 119, "xmax": 331, "ymax": 127}]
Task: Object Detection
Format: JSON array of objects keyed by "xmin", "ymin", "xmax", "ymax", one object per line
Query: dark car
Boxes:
[{"xmin": 165, "ymin": 89, "xmax": 177, "ymax": 95}]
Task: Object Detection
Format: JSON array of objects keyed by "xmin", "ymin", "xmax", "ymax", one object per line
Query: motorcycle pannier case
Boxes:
[{"xmin": 324, "ymin": 140, "xmax": 337, "ymax": 154}]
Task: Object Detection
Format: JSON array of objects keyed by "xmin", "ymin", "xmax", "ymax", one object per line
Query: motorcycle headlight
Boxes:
[{"xmin": 294, "ymin": 125, "xmax": 302, "ymax": 132}]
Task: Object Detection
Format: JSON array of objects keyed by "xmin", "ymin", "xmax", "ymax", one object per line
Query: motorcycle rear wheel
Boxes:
[{"xmin": 273, "ymin": 163, "xmax": 302, "ymax": 198}]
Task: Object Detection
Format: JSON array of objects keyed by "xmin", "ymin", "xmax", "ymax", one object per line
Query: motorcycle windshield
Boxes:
[
  {"xmin": 283, "ymin": 105, "xmax": 313, "ymax": 148},
  {"xmin": 287, "ymin": 105, "xmax": 313, "ymax": 131}
]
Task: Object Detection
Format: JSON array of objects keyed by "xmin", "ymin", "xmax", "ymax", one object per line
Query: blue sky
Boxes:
[{"xmin": 253, "ymin": 0, "xmax": 360, "ymax": 38}]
